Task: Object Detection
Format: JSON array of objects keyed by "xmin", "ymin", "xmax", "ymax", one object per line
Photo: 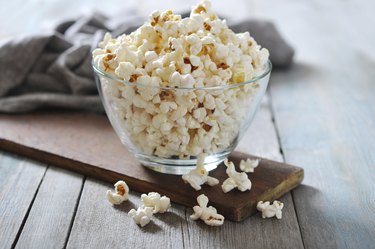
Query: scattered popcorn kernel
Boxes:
[
  {"xmin": 106, "ymin": 180, "xmax": 129, "ymax": 205},
  {"xmin": 190, "ymin": 194, "xmax": 224, "ymax": 226},
  {"xmin": 221, "ymin": 159, "xmax": 252, "ymax": 193},
  {"xmin": 141, "ymin": 192, "xmax": 171, "ymax": 214},
  {"xmin": 128, "ymin": 206, "xmax": 154, "ymax": 227},
  {"xmin": 257, "ymin": 200, "xmax": 284, "ymax": 219},
  {"xmin": 239, "ymin": 158, "xmax": 259, "ymax": 173},
  {"xmin": 182, "ymin": 154, "xmax": 219, "ymax": 190}
]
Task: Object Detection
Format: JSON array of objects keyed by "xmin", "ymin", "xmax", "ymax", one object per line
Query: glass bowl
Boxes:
[{"xmin": 93, "ymin": 60, "xmax": 271, "ymax": 175}]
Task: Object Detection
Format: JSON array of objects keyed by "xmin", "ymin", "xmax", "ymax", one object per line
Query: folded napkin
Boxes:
[{"xmin": 0, "ymin": 12, "xmax": 294, "ymax": 113}]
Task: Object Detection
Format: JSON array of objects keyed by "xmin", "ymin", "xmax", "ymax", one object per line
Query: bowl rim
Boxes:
[{"xmin": 92, "ymin": 59, "xmax": 272, "ymax": 91}]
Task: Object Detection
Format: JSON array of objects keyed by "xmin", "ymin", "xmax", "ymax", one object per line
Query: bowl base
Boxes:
[{"xmin": 136, "ymin": 153, "xmax": 230, "ymax": 175}]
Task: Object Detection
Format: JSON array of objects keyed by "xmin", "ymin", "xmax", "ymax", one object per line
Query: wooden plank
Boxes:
[
  {"xmin": 0, "ymin": 112, "xmax": 303, "ymax": 221},
  {"xmin": 0, "ymin": 152, "xmax": 46, "ymax": 249},
  {"xmin": 183, "ymin": 97, "xmax": 305, "ymax": 249},
  {"xmin": 271, "ymin": 66, "xmax": 375, "ymax": 249},
  {"xmin": 14, "ymin": 167, "xmax": 84, "ymax": 249},
  {"xmin": 66, "ymin": 178, "xmax": 185, "ymax": 249},
  {"xmin": 267, "ymin": 0, "xmax": 375, "ymax": 248}
]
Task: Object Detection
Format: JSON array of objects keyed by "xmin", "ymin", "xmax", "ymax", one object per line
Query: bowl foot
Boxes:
[{"xmin": 136, "ymin": 153, "xmax": 230, "ymax": 175}]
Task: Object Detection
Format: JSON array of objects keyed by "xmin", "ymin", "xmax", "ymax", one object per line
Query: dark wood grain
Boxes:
[
  {"xmin": 0, "ymin": 152, "xmax": 46, "ymax": 249},
  {"xmin": 14, "ymin": 167, "xmax": 84, "ymax": 249},
  {"xmin": 66, "ymin": 178, "xmax": 185, "ymax": 249},
  {"xmin": 0, "ymin": 112, "xmax": 303, "ymax": 221}
]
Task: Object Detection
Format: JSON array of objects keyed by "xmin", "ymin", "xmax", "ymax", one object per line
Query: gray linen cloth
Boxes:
[{"xmin": 0, "ymin": 12, "xmax": 294, "ymax": 113}]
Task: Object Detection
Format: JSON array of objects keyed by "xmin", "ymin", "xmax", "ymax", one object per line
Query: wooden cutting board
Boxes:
[{"xmin": 0, "ymin": 112, "xmax": 303, "ymax": 221}]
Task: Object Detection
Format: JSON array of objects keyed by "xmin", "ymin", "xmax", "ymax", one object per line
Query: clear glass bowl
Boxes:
[{"xmin": 93, "ymin": 61, "xmax": 271, "ymax": 175}]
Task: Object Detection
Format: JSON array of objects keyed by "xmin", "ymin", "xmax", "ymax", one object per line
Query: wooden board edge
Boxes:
[
  {"xmin": 0, "ymin": 138, "xmax": 304, "ymax": 222},
  {"xmin": 0, "ymin": 138, "xmax": 139, "ymax": 188},
  {"xmin": 0, "ymin": 138, "xmax": 194, "ymax": 207},
  {"xmin": 233, "ymin": 168, "xmax": 304, "ymax": 221}
]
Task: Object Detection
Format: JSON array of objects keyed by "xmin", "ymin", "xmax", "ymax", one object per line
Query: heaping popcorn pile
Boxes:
[{"xmin": 92, "ymin": 0, "xmax": 269, "ymax": 159}]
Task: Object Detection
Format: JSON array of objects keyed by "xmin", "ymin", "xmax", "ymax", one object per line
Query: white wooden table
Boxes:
[{"xmin": 1, "ymin": 0, "xmax": 374, "ymax": 248}]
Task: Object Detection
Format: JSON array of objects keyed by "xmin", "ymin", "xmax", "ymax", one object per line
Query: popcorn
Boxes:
[
  {"xmin": 190, "ymin": 42, "xmax": 203, "ymax": 55},
  {"xmin": 115, "ymin": 62, "xmax": 135, "ymax": 81},
  {"xmin": 106, "ymin": 180, "xmax": 129, "ymax": 205},
  {"xmin": 189, "ymin": 55, "xmax": 201, "ymax": 67},
  {"xmin": 160, "ymin": 101, "xmax": 178, "ymax": 113},
  {"xmin": 221, "ymin": 159, "xmax": 252, "ymax": 193},
  {"xmin": 193, "ymin": 107, "xmax": 207, "ymax": 122},
  {"xmin": 203, "ymin": 94, "xmax": 215, "ymax": 110},
  {"xmin": 186, "ymin": 33, "xmax": 200, "ymax": 44},
  {"xmin": 214, "ymin": 44, "xmax": 229, "ymax": 59},
  {"xmin": 141, "ymin": 192, "xmax": 171, "ymax": 213},
  {"xmin": 128, "ymin": 206, "xmax": 154, "ymax": 227},
  {"xmin": 145, "ymin": 51, "xmax": 158, "ymax": 62},
  {"xmin": 190, "ymin": 194, "xmax": 224, "ymax": 226},
  {"xmin": 182, "ymin": 154, "xmax": 219, "ymax": 190},
  {"xmin": 257, "ymin": 200, "xmax": 284, "ymax": 219},
  {"xmin": 239, "ymin": 158, "xmax": 259, "ymax": 173},
  {"xmin": 93, "ymin": 0, "xmax": 269, "ymax": 160},
  {"xmin": 180, "ymin": 74, "xmax": 195, "ymax": 88}
]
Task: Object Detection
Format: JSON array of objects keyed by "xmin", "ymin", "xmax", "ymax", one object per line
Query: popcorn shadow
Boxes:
[
  {"xmin": 185, "ymin": 209, "xmax": 224, "ymax": 230},
  {"xmin": 153, "ymin": 211, "xmax": 185, "ymax": 228},
  {"xmin": 270, "ymin": 61, "xmax": 319, "ymax": 86},
  {"xmin": 139, "ymin": 220, "xmax": 163, "ymax": 233},
  {"xmin": 193, "ymin": 219, "xmax": 224, "ymax": 231},
  {"xmin": 113, "ymin": 200, "xmax": 136, "ymax": 213}
]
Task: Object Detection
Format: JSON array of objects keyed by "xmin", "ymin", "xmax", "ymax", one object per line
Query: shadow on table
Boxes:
[
  {"xmin": 153, "ymin": 210, "xmax": 185, "ymax": 228},
  {"xmin": 113, "ymin": 199, "xmax": 136, "ymax": 212},
  {"xmin": 139, "ymin": 220, "xmax": 163, "ymax": 233},
  {"xmin": 270, "ymin": 61, "xmax": 321, "ymax": 85}
]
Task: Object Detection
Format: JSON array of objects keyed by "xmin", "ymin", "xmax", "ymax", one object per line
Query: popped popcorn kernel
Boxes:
[
  {"xmin": 239, "ymin": 158, "xmax": 259, "ymax": 173},
  {"xmin": 182, "ymin": 154, "xmax": 219, "ymax": 190},
  {"xmin": 128, "ymin": 206, "xmax": 154, "ymax": 227},
  {"xmin": 141, "ymin": 192, "xmax": 171, "ymax": 214},
  {"xmin": 190, "ymin": 194, "xmax": 224, "ymax": 226},
  {"xmin": 221, "ymin": 158, "xmax": 252, "ymax": 193},
  {"xmin": 257, "ymin": 200, "xmax": 284, "ymax": 219},
  {"xmin": 106, "ymin": 180, "xmax": 129, "ymax": 205}
]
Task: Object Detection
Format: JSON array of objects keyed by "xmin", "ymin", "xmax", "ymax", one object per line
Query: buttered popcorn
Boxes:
[
  {"xmin": 106, "ymin": 180, "xmax": 129, "ymax": 205},
  {"xmin": 93, "ymin": 0, "xmax": 269, "ymax": 159}
]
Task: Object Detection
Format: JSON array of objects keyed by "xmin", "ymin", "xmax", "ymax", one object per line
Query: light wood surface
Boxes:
[
  {"xmin": 0, "ymin": 153, "xmax": 46, "ymax": 249},
  {"xmin": 67, "ymin": 179, "xmax": 186, "ymax": 249},
  {"xmin": 265, "ymin": 0, "xmax": 375, "ymax": 248},
  {"xmin": 1, "ymin": 0, "xmax": 375, "ymax": 248},
  {"xmin": 15, "ymin": 167, "xmax": 84, "ymax": 249}
]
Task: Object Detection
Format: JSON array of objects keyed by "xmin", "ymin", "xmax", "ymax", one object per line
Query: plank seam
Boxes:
[
  {"xmin": 180, "ymin": 207, "xmax": 187, "ymax": 249},
  {"xmin": 183, "ymin": 208, "xmax": 191, "ymax": 249},
  {"xmin": 11, "ymin": 165, "xmax": 48, "ymax": 249},
  {"xmin": 63, "ymin": 176, "xmax": 86, "ymax": 249},
  {"xmin": 291, "ymin": 190, "xmax": 306, "ymax": 249},
  {"xmin": 268, "ymin": 90, "xmax": 306, "ymax": 249}
]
